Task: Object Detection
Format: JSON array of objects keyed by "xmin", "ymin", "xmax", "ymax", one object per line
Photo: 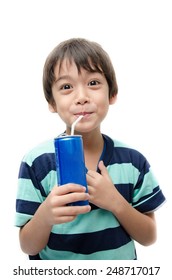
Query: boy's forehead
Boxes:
[
  {"xmin": 54, "ymin": 57, "xmax": 102, "ymax": 78},
  {"xmin": 56, "ymin": 58, "xmax": 74, "ymax": 70},
  {"xmin": 54, "ymin": 59, "xmax": 79, "ymax": 77}
]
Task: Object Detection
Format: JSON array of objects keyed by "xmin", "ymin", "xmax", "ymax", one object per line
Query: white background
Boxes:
[{"xmin": 0, "ymin": 0, "xmax": 171, "ymax": 272}]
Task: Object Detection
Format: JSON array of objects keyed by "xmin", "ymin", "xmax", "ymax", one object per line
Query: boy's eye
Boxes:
[
  {"xmin": 88, "ymin": 80, "xmax": 100, "ymax": 86},
  {"xmin": 60, "ymin": 84, "xmax": 72, "ymax": 90}
]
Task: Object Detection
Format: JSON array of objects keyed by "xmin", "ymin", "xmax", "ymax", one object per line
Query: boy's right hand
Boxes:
[{"xmin": 42, "ymin": 184, "xmax": 91, "ymax": 226}]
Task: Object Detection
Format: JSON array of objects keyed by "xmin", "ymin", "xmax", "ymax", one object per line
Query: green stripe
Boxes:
[
  {"xmin": 133, "ymin": 170, "xmax": 159, "ymax": 203},
  {"xmin": 52, "ymin": 209, "xmax": 120, "ymax": 235},
  {"xmin": 107, "ymin": 163, "xmax": 140, "ymax": 185},
  {"xmin": 15, "ymin": 212, "xmax": 33, "ymax": 227},
  {"xmin": 113, "ymin": 140, "xmax": 130, "ymax": 148},
  {"xmin": 23, "ymin": 139, "xmax": 54, "ymax": 165},
  {"xmin": 41, "ymin": 170, "xmax": 57, "ymax": 193},
  {"xmin": 17, "ymin": 178, "xmax": 44, "ymax": 202}
]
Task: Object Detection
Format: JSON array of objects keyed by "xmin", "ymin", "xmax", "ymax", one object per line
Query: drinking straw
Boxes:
[{"xmin": 71, "ymin": 115, "xmax": 83, "ymax": 135}]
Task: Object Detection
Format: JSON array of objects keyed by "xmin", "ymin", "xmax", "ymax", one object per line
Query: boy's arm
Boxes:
[
  {"xmin": 87, "ymin": 161, "xmax": 157, "ymax": 246},
  {"xmin": 19, "ymin": 184, "xmax": 90, "ymax": 256}
]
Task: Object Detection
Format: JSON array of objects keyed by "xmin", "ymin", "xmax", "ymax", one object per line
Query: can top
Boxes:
[{"xmin": 54, "ymin": 135, "xmax": 82, "ymax": 140}]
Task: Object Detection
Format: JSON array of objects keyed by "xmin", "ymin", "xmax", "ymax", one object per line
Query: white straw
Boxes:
[{"xmin": 71, "ymin": 115, "xmax": 83, "ymax": 135}]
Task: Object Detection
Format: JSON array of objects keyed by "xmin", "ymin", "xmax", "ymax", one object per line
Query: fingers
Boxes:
[
  {"xmin": 51, "ymin": 185, "xmax": 89, "ymax": 207},
  {"xmin": 60, "ymin": 192, "xmax": 89, "ymax": 206},
  {"xmin": 55, "ymin": 205, "xmax": 91, "ymax": 217},
  {"xmin": 46, "ymin": 184, "xmax": 91, "ymax": 225},
  {"xmin": 87, "ymin": 161, "xmax": 111, "ymax": 184},
  {"xmin": 98, "ymin": 160, "xmax": 109, "ymax": 178},
  {"xmin": 52, "ymin": 184, "xmax": 87, "ymax": 196},
  {"xmin": 86, "ymin": 161, "xmax": 108, "ymax": 179},
  {"xmin": 53, "ymin": 204, "xmax": 91, "ymax": 224}
]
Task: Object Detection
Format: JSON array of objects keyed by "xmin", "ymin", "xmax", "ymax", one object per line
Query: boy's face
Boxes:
[{"xmin": 50, "ymin": 59, "xmax": 116, "ymax": 134}]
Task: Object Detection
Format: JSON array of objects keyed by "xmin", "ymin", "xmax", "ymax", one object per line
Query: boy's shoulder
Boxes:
[
  {"xmin": 22, "ymin": 138, "xmax": 55, "ymax": 165},
  {"xmin": 104, "ymin": 134, "xmax": 147, "ymax": 164},
  {"xmin": 113, "ymin": 139, "xmax": 131, "ymax": 148},
  {"xmin": 104, "ymin": 134, "xmax": 138, "ymax": 151}
]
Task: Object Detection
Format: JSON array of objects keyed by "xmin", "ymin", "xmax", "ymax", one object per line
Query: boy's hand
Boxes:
[
  {"xmin": 87, "ymin": 161, "xmax": 117, "ymax": 211},
  {"xmin": 42, "ymin": 184, "xmax": 91, "ymax": 226}
]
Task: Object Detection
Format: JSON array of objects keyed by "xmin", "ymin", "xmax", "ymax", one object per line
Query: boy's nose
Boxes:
[{"xmin": 75, "ymin": 89, "xmax": 90, "ymax": 105}]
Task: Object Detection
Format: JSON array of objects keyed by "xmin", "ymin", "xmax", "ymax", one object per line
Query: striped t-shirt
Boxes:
[{"xmin": 15, "ymin": 134, "xmax": 166, "ymax": 260}]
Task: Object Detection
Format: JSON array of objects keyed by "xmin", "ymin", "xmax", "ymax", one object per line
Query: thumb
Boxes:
[{"xmin": 98, "ymin": 160, "xmax": 109, "ymax": 178}]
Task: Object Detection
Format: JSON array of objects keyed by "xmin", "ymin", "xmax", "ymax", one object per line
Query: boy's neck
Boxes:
[
  {"xmin": 82, "ymin": 131, "xmax": 103, "ymax": 150},
  {"xmin": 81, "ymin": 129, "xmax": 104, "ymax": 171}
]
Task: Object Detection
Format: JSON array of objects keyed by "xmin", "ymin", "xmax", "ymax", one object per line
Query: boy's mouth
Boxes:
[{"xmin": 74, "ymin": 112, "xmax": 93, "ymax": 118}]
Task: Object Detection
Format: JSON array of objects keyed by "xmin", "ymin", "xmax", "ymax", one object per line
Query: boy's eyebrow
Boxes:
[
  {"xmin": 55, "ymin": 75, "xmax": 72, "ymax": 83},
  {"xmin": 54, "ymin": 71, "xmax": 103, "ymax": 83}
]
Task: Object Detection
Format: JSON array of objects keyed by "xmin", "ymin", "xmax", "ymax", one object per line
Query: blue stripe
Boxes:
[
  {"xmin": 115, "ymin": 183, "xmax": 133, "ymax": 203},
  {"xmin": 134, "ymin": 162, "xmax": 150, "ymax": 190},
  {"xmin": 19, "ymin": 153, "xmax": 56, "ymax": 181},
  {"xmin": 103, "ymin": 135, "xmax": 150, "ymax": 173},
  {"xmin": 47, "ymin": 227, "xmax": 131, "ymax": 254},
  {"xmin": 133, "ymin": 186, "xmax": 159, "ymax": 207},
  {"xmin": 18, "ymin": 153, "xmax": 56, "ymax": 196},
  {"xmin": 16, "ymin": 199, "xmax": 41, "ymax": 215},
  {"xmin": 133, "ymin": 189, "xmax": 166, "ymax": 212},
  {"xmin": 29, "ymin": 254, "xmax": 41, "ymax": 260}
]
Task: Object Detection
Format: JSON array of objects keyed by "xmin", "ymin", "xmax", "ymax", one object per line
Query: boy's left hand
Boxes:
[{"xmin": 86, "ymin": 161, "xmax": 117, "ymax": 211}]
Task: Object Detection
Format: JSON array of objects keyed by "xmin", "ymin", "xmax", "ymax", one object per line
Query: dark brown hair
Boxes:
[{"xmin": 43, "ymin": 38, "xmax": 118, "ymax": 104}]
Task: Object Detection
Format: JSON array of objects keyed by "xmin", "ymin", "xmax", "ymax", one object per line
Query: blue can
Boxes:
[{"xmin": 54, "ymin": 135, "xmax": 89, "ymax": 206}]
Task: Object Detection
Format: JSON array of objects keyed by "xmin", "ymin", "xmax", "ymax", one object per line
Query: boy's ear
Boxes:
[
  {"xmin": 48, "ymin": 102, "xmax": 57, "ymax": 113},
  {"xmin": 109, "ymin": 94, "xmax": 117, "ymax": 105}
]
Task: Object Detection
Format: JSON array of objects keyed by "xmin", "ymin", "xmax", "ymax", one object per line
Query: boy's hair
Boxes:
[{"xmin": 43, "ymin": 38, "xmax": 118, "ymax": 105}]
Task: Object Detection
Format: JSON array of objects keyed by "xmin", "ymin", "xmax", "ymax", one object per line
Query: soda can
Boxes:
[{"xmin": 54, "ymin": 135, "xmax": 89, "ymax": 206}]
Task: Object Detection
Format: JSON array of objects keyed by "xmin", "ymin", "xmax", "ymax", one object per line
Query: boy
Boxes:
[{"xmin": 15, "ymin": 38, "xmax": 166, "ymax": 260}]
